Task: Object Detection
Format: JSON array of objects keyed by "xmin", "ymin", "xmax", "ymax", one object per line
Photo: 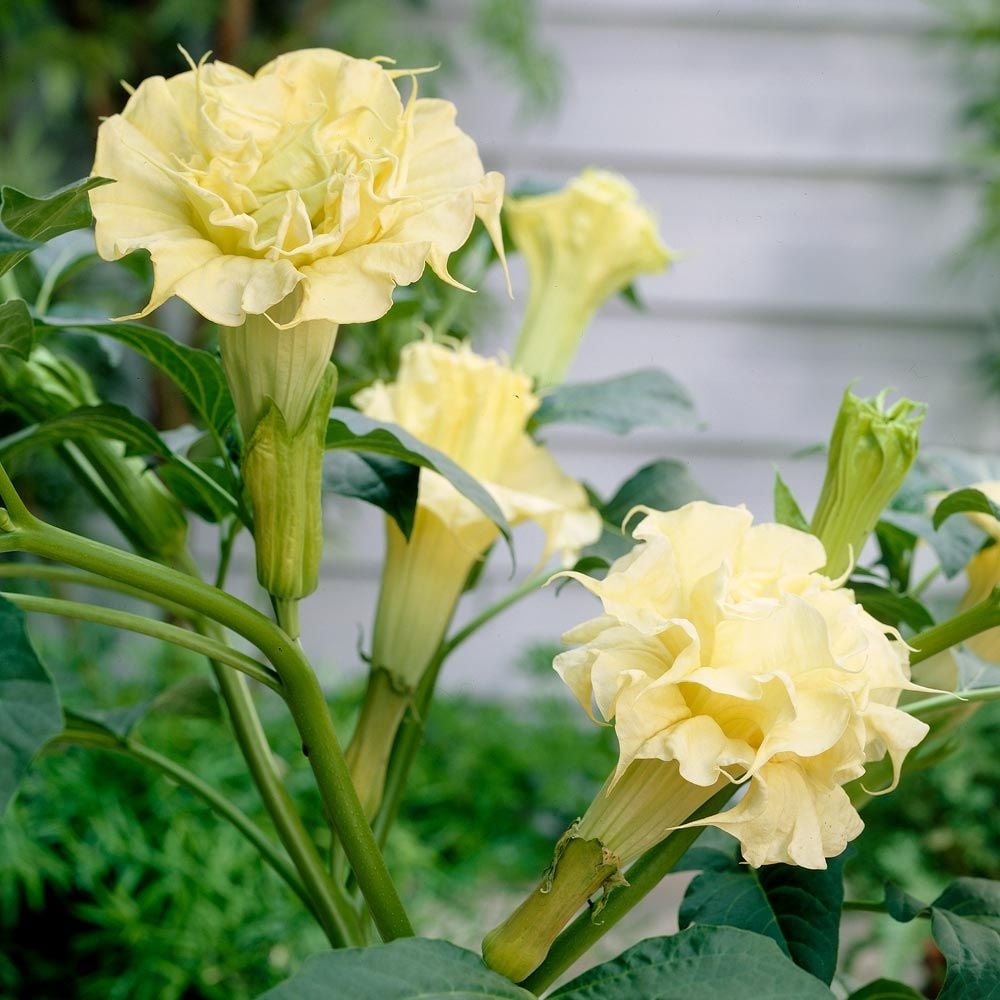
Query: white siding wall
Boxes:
[{"xmin": 228, "ymin": 0, "xmax": 999, "ymax": 692}]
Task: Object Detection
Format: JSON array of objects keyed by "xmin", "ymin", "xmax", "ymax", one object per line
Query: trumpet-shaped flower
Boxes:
[
  {"xmin": 91, "ymin": 48, "xmax": 506, "ymax": 611},
  {"xmin": 91, "ymin": 48, "xmax": 505, "ymax": 329},
  {"xmin": 958, "ymin": 482, "xmax": 1000, "ymax": 662},
  {"xmin": 507, "ymin": 169, "xmax": 673, "ymax": 387},
  {"xmin": 484, "ymin": 501, "xmax": 929, "ymax": 982},
  {"xmin": 556, "ymin": 501, "xmax": 928, "ymax": 870},
  {"xmin": 346, "ymin": 338, "xmax": 600, "ymax": 815}
]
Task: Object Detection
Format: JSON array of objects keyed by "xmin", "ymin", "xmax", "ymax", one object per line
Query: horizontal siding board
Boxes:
[{"xmin": 454, "ymin": 22, "xmax": 967, "ymax": 173}]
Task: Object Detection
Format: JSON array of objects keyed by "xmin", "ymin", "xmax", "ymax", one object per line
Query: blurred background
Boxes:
[{"xmin": 1, "ymin": 1, "xmax": 998, "ymax": 997}]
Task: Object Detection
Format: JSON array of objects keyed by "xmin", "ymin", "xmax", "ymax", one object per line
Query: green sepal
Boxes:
[{"xmin": 242, "ymin": 363, "xmax": 337, "ymax": 604}]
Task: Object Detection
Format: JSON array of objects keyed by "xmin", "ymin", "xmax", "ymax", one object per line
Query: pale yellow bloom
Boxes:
[
  {"xmin": 958, "ymin": 481, "xmax": 1000, "ymax": 662},
  {"xmin": 556, "ymin": 501, "xmax": 928, "ymax": 869},
  {"xmin": 346, "ymin": 339, "xmax": 600, "ymax": 817},
  {"xmin": 507, "ymin": 168, "xmax": 673, "ymax": 386},
  {"xmin": 356, "ymin": 338, "xmax": 601, "ymax": 684},
  {"xmin": 91, "ymin": 48, "xmax": 505, "ymax": 328},
  {"xmin": 90, "ymin": 48, "xmax": 506, "ymax": 611}
]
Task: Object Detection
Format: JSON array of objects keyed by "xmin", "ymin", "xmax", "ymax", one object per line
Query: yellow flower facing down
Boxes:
[
  {"xmin": 483, "ymin": 500, "xmax": 929, "ymax": 982},
  {"xmin": 91, "ymin": 48, "xmax": 505, "ymax": 328},
  {"xmin": 556, "ymin": 501, "xmax": 928, "ymax": 870},
  {"xmin": 958, "ymin": 481, "xmax": 1000, "ymax": 662},
  {"xmin": 346, "ymin": 338, "xmax": 601, "ymax": 817},
  {"xmin": 507, "ymin": 168, "xmax": 673, "ymax": 387}
]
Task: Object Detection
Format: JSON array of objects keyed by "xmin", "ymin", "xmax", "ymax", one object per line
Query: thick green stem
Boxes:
[
  {"xmin": 1, "ymin": 509, "xmax": 412, "ymax": 941},
  {"xmin": 0, "ymin": 561, "xmax": 198, "ymax": 620},
  {"xmin": 54, "ymin": 727, "xmax": 314, "ymax": 915},
  {"xmin": 4, "ymin": 591, "xmax": 282, "ymax": 694},
  {"xmin": 520, "ymin": 785, "xmax": 734, "ymax": 995},
  {"xmin": 908, "ymin": 588, "xmax": 1000, "ymax": 665}
]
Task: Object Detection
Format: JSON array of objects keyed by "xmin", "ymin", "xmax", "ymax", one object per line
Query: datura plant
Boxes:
[{"xmin": 0, "ymin": 46, "xmax": 998, "ymax": 1000}]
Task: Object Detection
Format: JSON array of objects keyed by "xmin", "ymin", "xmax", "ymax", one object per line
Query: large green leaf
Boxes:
[
  {"xmin": 65, "ymin": 676, "xmax": 222, "ymax": 741},
  {"xmin": 678, "ymin": 833, "xmax": 845, "ymax": 984},
  {"xmin": 882, "ymin": 876, "xmax": 1000, "ymax": 1000},
  {"xmin": 326, "ymin": 408, "xmax": 512, "ymax": 549},
  {"xmin": 583, "ymin": 460, "xmax": 708, "ymax": 564},
  {"xmin": 933, "ymin": 487, "xmax": 1000, "ymax": 530},
  {"xmin": 257, "ymin": 938, "xmax": 533, "ymax": 999},
  {"xmin": 0, "ymin": 177, "xmax": 113, "ymax": 276},
  {"xmin": 324, "ymin": 450, "xmax": 419, "ymax": 539},
  {"xmin": 550, "ymin": 926, "xmax": 834, "ymax": 999},
  {"xmin": 0, "ymin": 403, "xmax": 239, "ymax": 521},
  {"xmin": 37, "ymin": 318, "xmax": 234, "ymax": 436},
  {"xmin": 532, "ymin": 369, "xmax": 697, "ymax": 435},
  {"xmin": 847, "ymin": 980, "xmax": 924, "ymax": 1000},
  {"xmin": 0, "ymin": 595, "xmax": 64, "ymax": 816},
  {"xmin": 933, "ymin": 910, "xmax": 1000, "ymax": 1000},
  {"xmin": 0, "ymin": 298, "xmax": 35, "ymax": 359},
  {"xmin": 878, "ymin": 509, "xmax": 986, "ymax": 579}
]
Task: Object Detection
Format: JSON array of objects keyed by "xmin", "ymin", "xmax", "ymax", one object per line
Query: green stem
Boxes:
[
  {"xmin": 171, "ymin": 549, "xmax": 361, "ymax": 947},
  {"xmin": 910, "ymin": 564, "xmax": 941, "ymax": 599},
  {"xmin": 905, "ymin": 685, "xmax": 1000, "ymax": 718},
  {"xmin": 1, "ymin": 509, "xmax": 411, "ymax": 941},
  {"xmin": 372, "ymin": 569, "xmax": 552, "ymax": 846},
  {"xmin": 443, "ymin": 570, "xmax": 553, "ymax": 659},
  {"xmin": 520, "ymin": 785, "xmax": 734, "ymax": 995},
  {"xmin": 909, "ymin": 588, "xmax": 1000, "ymax": 665},
  {"xmin": 4, "ymin": 591, "xmax": 282, "ymax": 694},
  {"xmin": 0, "ymin": 561, "xmax": 195, "ymax": 619},
  {"xmin": 54, "ymin": 726, "xmax": 314, "ymax": 915}
]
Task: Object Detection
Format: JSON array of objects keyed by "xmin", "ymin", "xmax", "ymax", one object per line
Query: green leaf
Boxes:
[
  {"xmin": 325, "ymin": 408, "xmax": 512, "ymax": 549},
  {"xmin": 933, "ymin": 877, "xmax": 1000, "ymax": 918},
  {"xmin": 0, "ymin": 177, "xmax": 114, "ymax": 276},
  {"xmin": 584, "ymin": 460, "xmax": 708, "ymax": 563},
  {"xmin": 36, "ymin": 318, "xmax": 234, "ymax": 437},
  {"xmin": 256, "ymin": 938, "xmax": 534, "ymax": 999},
  {"xmin": 933, "ymin": 487, "xmax": 1000, "ymax": 530},
  {"xmin": 0, "ymin": 226, "xmax": 39, "ymax": 257},
  {"xmin": 678, "ymin": 834, "xmax": 845, "ymax": 984},
  {"xmin": 0, "ymin": 403, "xmax": 239, "ymax": 521},
  {"xmin": 848, "ymin": 580, "xmax": 934, "ymax": 632},
  {"xmin": 773, "ymin": 470, "xmax": 809, "ymax": 532},
  {"xmin": 0, "ymin": 595, "xmax": 64, "ymax": 816},
  {"xmin": 884, "ymin": 882, "xmax": 928, "ymax": 923},
  {"xmin": 933, "ymin": 910, "xmax": 1000, "ymax": 1000},
  {"xmin": 65, "ymin": 676, "xmax": 222, "ymax": 741},
  {"xmin": 0, "ymin": 298, "xmax": 35, "ymax": 359},
  {"xmin": 879, "ymin": 509, "xmax": 987, "ymax": 579},
  {"xmin": 847, "ymin": 980, "xmax": 924, "ymax": 1000},
  {"xmin": 550, "ymin": 926, "xmax": 834, "ymax": 999},
  {"xmin": 324, "ymin": 450, "xmax": 419, "ymax": 540},
  {"xmin": 533, "ymin": 369, "xmax": 697, "ymax": 435}
]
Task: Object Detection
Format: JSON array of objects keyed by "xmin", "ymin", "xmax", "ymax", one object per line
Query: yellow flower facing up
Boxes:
[
  {"xmin": 346, "ymin": 338, "xmax": 601, "ymax": 816},
  {"xmin": 958, "ymin": 481, "xmax": 1000, "ymax": 663},
  {"xmin": 557, "ymin": 501, "xmax": 928, "ymax": 870},
  {"xmin": 91, "ymin": 48, "xmax": 505, "ymax": 329},
  {"xmin": 90, "ymin": 48, "xmax": 506, "ymax": 614},
  {"xmin": 507, "ymin": 169, "xmax": 673, "ymax": 387},
  {"xmin": 484, "ymin": 501, "xmax": 928, "ymax": 982}
]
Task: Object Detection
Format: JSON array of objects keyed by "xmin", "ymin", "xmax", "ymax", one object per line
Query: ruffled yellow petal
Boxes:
[
  {"xmin": 690, "ymin": 761, "xmax": 864, "ymax": 869},
  {"xmin": 91, "ymin": 49, "xmax": 506, "ymax": 327}
]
